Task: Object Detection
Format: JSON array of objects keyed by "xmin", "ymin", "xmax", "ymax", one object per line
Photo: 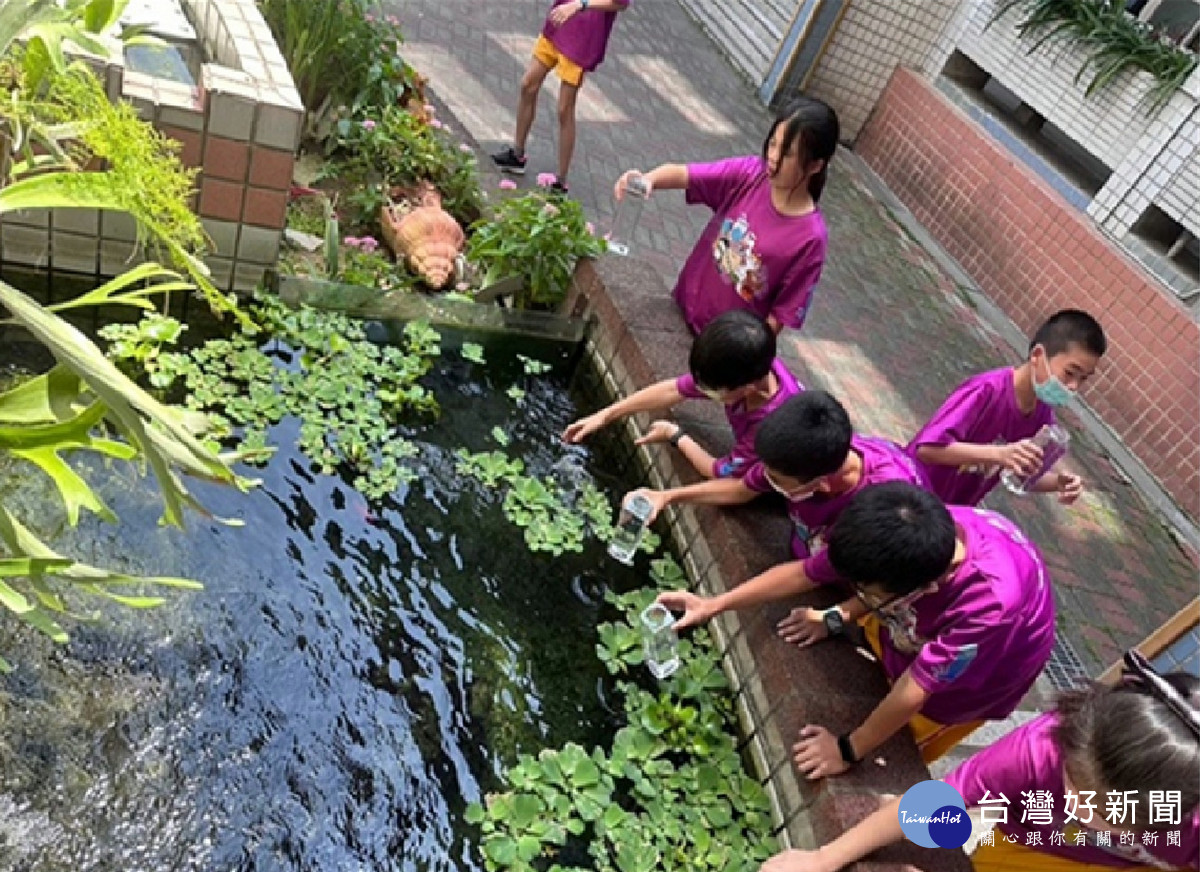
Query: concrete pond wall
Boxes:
[{"xmin": 565, "ymin": 255, "xmax": 974, "ymax": 872}]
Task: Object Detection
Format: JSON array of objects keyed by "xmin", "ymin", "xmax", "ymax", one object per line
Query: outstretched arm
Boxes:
[{"xmin": 562, "ymin": 378, "xmax": 683, "ymax": 443}]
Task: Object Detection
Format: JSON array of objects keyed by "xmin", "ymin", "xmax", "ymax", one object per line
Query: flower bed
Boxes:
[{"xmin": 260, "ymin": 1, "xmax": 604, "ymax": 310}]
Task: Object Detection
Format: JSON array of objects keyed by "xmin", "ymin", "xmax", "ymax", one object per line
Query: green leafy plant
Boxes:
[
  {"xmin": 257, "ymin": 0, "xmax": 420, "ymax": 127},
  {"xmin": 461, "ymin": 342, "xmax": 486, "ymax": 364},
  {"xmin": 0, "ymin": 1, "xmax": 255, "ymax": 667},
  {"xmin": 454, "ymin": 449, "xmax": 525, "ymax": 488},
  {"xmin": 105, "ymin": 297, "xmax": 442, "ymax": 501},
  {"xmin": 991, "ymin": 0, "xmax": 1199, "ymax": 111},
  {"xmin": 468, "ymin": 192, "xmax": 605, "ymax": 309},
  {"xmin": 333, "ymin": 104, "xmax": 485, "ymax": 227},
  {"xmin": 518, "ymin": 354, "xmax": 552, "ymax": 376},
  {"xmin": 467, "ymin": 564, "xmax": 775, "ymax": 872}
]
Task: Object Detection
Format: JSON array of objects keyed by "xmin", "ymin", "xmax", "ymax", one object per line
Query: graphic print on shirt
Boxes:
[
  {"xmin": 878, "ymin": 585, "xmax": 934, "ymax": 655},
  {"xmin": 712, "ymin": 214, "xmax": 765, "ymax": 301},
  {"xmin": 929, "ymin": 643, "xmax": 978, "ymax": 683},
  {"xmin": 715, "ymin": 456, "xmax": 748, "ymax": 478}
]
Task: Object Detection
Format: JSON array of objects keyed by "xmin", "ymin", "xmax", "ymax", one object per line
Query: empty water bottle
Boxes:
[
  {"xmin": 607, "ymin": 173, "xmax": 650, "ymax": 256},
  {"xmin": 608, "ymin": 492, "xmax": 654, "ymax": 565},
  {"xmin": 640, "ymin": 603, "xmax": 680, "ymax": 679},
  {"xmin": 1001, "ymin": 424, "xmax": 1070, "ymax": 495}
]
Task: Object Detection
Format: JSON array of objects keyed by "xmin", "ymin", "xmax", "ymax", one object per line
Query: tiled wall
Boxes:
[
  {"xmin": 857, "ymin": 68, "xmax": 1200, "ymax": 521},
  {"xmin": 801, "ymin": 0, "xmax": 962, "ymax": 140},
  {"xmin": 0, "ymin": 0, "xmax": 301, "ymax": 294}
]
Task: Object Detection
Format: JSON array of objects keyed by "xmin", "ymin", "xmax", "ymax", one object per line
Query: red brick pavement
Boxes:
[{"xmin": 388, "ymin": 0, "xmax": 1198, "ymax": 675}]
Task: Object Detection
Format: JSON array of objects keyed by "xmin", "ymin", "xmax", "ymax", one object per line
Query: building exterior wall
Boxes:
[
  {"xmin": 0, "ymin": 0, "xmax": 301, "ymax": 293},
  {"xmin": 857, "ymin": 67, "xmax": 1200, "ymax": 520}
]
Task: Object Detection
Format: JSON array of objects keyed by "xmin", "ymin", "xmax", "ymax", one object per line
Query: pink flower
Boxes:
[
  {"xmin": 455, "ymin": 282, "xmax": 470, "ymax": 292},
  {"xmin": 498, "ymin": 179, "xmax": 517, "ymax": 190},
  {"xmin": 458, "ymin": 143, "xmax": 473, "ymax": 153},
  {"xmin": 429, "ymin": 118, "xmax": 445, "ymax": 130},
  {"xmin": 359, "ymin": 236, "xmax": 379, "ymax": 253},
  {"xmin": 585, "ymin": 222, "xmax": 595, "ymax": 235},
  {"xmin": 536, "ymin": 172, "xmax": 557, "ymax": 188},
  {"xmin": 386, "ymin": 14, "xmax": 400, "ymax": 25},
  {"xmin": 361, "ymin": 119, "xmax": 376, "ymax": 131},
  {"xmin": 541, "ymin": 203, "xmax": 560, "ymax": 218},
  {"xmin": 365, "ymin": 13, "xmax": 375, "ymax": 22},
  {"xmin": 424, "ymin": 103, "xmax": 436, "ymax": 115},
  {"xmin": 343, "ymin": 235, "xmax": 361, "ymax": 248}
]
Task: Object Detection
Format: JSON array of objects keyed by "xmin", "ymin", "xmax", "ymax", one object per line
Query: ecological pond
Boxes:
[{"xmin": 0, "ymin": 295, "xmax": 776, "ymax": 872}]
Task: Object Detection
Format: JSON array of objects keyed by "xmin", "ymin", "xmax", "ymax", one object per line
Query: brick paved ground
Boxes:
[{"xmin": 390, "ymin": 0, "xmax": 1197, "ymax": 678}]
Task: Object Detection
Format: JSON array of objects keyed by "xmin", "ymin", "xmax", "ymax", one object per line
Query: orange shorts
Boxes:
[
  {"xmin": 861, "ymin": 614, "xmax": 985, "ymax": 764},
  {"xmin": 533, "ymin": 34, "xmax": 585, "ymax": 88}
]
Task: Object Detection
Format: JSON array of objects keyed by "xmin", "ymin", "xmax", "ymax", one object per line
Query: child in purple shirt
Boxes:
[
  {"xmin": 760, "ymin": 655, "xmax": 1200, "ymax": 872},
  {"xmin": 613, "ymin": 97, "xmax": 838, "ymax": 334},
  {"xmin": 658, "ymin": 482, "xmax": 1056, "ymax": 772},
  {"xmin": 562, "ymin": 311, "xmax": 801, "ymax": 479},
  {"xmin": 908, "ymin": 309, "xmax": 1107, "ymax": 507},
  {"xmin": 492, "ymin": 0, "xmax": 630, "ymax": 191},
  {"xmin": 629, "ymin": 392, "xmax": 927, "ymax": 559}
]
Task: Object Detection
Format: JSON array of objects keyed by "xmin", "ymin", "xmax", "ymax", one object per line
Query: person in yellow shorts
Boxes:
[
  {"xmin": 758, "ymin": 651, "xmax": 1200, "ymax": 872},
  {"xmin": 658, "ymin": 482, "xmax": 1056, "ymax": 776},
  {"xmin": 492, "ymin": 0, "xmax": 631, "ymax": 193}
]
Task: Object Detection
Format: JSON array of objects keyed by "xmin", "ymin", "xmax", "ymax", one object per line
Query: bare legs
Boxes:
[
  {"xmin": 556, "ymin": 81, "xmax": 580, "ymax": 184},
  {"xmin": 513, "ymin": 58, "xmax": 551, "ymax": 157}
]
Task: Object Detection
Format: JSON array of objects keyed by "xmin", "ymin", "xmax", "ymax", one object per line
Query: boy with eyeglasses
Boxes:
[
  {"xmin": 563, "ymin": 310, "xmax": 801, "ymax": 480},
  {"xmin": 626, "ymin": 391, "xmax": 928, "ymax": 560},
  {"xmin": 658, "ymin": 481, "xmax": 1056, "ymax": 771}
]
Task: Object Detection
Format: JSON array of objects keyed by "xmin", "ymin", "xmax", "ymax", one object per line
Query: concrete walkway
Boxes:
[{"xmin": 393, "ymin": 0, "xmax": 1197, "ymax": 703}]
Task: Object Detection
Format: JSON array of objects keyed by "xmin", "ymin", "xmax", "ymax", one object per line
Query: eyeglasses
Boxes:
[{"xmin": 1122, "ymin": 649, "xmax": 1200, "ymax": 737}]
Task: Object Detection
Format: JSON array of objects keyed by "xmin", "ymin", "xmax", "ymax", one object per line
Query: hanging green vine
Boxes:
[{"xmin": 991, "ymin": 0, "xmax": 1198, "ymax": 112}]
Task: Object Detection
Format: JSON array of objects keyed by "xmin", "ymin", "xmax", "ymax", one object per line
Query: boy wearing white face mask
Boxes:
[
  {"xmin": 906, "ymin": 309, "xmax": 1106, "ymax": 508},
  {"xmin": 626, "ymin": 391, "xmax": 930, "ymax": 561}
]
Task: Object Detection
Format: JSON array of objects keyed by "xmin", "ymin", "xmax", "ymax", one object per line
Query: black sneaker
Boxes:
[
  {"xmin": 549, "ymin": 180, "xmax": 569, "ymax": 197},
  {"xmin": 491, "ymin": 146, "xmax": 527, "ymax": 175}
]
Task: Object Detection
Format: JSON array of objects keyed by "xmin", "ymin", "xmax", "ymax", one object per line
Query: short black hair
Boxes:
[
  {"xmin": 689, "ymin": 311, "xmax": 776, "ymax": 391},
  {"xmin": 754, "ymin": 391, "xmax": 852, "ymax": 481},
  {"xmin": 1030, "ymin": 309, "xmax": 1107, "ymax": 357},
  {"xmin": 826, "ymin": 482, "xmax": 956, "ymax": 594},
  {"xmin": 1056, "ymin": 673, "xmax": 1200, "ymax": 819}
]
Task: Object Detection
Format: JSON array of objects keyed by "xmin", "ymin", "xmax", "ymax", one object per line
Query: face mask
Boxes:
[
  {"xmin": 765, "ymin": 470, "xmax": 817, "ymax": 501},
  {"xmin": 1033, "ymin": 352, "xmax": 1075, "ymax": 407}
]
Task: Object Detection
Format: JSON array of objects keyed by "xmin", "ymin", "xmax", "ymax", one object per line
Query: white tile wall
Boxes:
[
  {"xmin": 805, "ymin": 0, "xmax": 963, "ymax": 139},
  {"xmin": 958, "ymin": 0, "xmax": 1159, "ymax": 171}
]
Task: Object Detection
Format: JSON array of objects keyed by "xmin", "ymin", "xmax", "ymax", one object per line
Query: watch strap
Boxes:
[
  {"xmin": 837, "ymin": 732, "xmax": 859, "ymax": 765},
  {"xmin": 668, "ymin": 428, "xmax": 684, "ymax": 448}
]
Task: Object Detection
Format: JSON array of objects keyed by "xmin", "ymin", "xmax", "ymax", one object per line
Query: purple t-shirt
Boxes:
[
  {"xmin": 541, "ymin": 0, "xmax": 629, "ymax": 72},
  {"xmin": 945, "ymin": 714, "xmax": 1200, "ymax": 869},
  {"xmin": 743, "ymin": 435, "xmax": 929, "ymax": 558},
  {"xmin": 803, "ymin": 505, "xmax": 1055, "ymax": 724},
  {"xmin": 907, "ymin": 367, "xmax": 1056, "ymax": 506},
  {"xmin": 675, "ymin": 358, "xmax": 803, "ymax": 478},
  {"xmin": 673, "ymin": 156, "xmax": 828, "ymax": 335}
]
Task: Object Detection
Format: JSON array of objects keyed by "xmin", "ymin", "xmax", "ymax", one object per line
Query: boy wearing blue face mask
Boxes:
[{"xmin": 906, "ymin": 309, "xmax": 1106, "ymax": 507}]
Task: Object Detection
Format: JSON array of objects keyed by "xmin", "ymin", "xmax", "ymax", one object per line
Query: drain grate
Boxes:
[{"xmin": 1044, "ymin": 631, "xmax": 1092, "ymax": 691}]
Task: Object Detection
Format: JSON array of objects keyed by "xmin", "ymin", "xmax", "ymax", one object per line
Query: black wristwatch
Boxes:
[
  {"xmin": 668, "ymin": 428, "xmax": 685, "ymax": 448},
  {"xmin": 822, "ymin": 607, "xmax": 845, "ymax": 637},
  {"xmin": 837, "ymin": 732, "xmax": 860, "ymax": 765}
]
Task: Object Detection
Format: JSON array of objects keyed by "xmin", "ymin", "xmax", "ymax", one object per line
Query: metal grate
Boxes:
[{"xmin": 1043, "ymin": 631, "xmax": 1092, "ymax": 691}]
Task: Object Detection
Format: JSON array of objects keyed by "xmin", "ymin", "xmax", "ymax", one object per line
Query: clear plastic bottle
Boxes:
[
  {"xmin": 606, "ymin": 173, "xmax": 650, "ymax": 257},
  {"xmin": 640, "ymin": 603, "xmax": 680, "ymax": 679},
  {"xmin": 607, "ymin": 492, "xmax": 654, "ymax": 565},
  {"xmin": 1001, "ymin": 424, "xmax": 1071, "ymax": 495}
]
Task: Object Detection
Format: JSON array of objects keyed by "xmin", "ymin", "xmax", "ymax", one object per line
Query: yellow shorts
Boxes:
[
  {"xmin": 533, "ymin": 34, "xmax": 585, "ymax": 88},
  {"xmin": 861, "ymin": 615, "xmax": 985, "ymax": 764},
  {"xmin": 972, "ymin": 831, "xmax": 1164, "ymax": 872}
]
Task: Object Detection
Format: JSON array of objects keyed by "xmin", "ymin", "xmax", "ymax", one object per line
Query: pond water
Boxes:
[{"xmin": 0, "ymin": 326, "xmax": 648, "ymax": 872}]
